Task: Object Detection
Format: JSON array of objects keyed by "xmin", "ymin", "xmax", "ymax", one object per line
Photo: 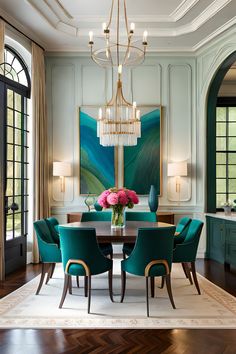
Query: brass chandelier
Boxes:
[{"xmin": 88, "ymin": 0, "xmax": 148, "ymax": 146}]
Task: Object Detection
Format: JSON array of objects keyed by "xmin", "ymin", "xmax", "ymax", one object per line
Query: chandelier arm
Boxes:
[
  {"xmin": 116, "ymin": 0, "xmax": 120, "ymax": 66},
  {"xmin": 123, "ymin": 0, "xmax": 130, "ymax": 37},
  {"xmin": 107, "ymin": 0, "xmax": 115, "ymax": 29}
]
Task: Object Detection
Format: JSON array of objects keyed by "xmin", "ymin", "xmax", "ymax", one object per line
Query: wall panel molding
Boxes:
[
  {"xmin": 167, "ymin": 63, "xmax": 192, "ymax": 201},
  {"xmin": 51, "ymin": 63, "xmax": 75, "ymax": 202}
]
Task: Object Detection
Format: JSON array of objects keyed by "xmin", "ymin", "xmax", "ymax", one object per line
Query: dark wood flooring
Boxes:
[{"xmin": 0, "ymin": 260, "xmax": 235, "ymax": 354}]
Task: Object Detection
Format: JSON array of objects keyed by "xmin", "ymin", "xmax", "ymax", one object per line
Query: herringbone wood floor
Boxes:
[{"xmin": 0, "ymin": 259, "xmax": 235, "ymax": 354}]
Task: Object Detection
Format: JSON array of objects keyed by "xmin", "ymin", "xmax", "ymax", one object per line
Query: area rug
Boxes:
[{"xmin": 0, "ymin": 260, "xmax": 235, "ymax": 329}]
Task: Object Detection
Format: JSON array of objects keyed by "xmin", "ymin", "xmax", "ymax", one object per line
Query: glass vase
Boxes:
[{"xmin": 111, "ymin": 206, "xmax": 125, "ymax": 228}]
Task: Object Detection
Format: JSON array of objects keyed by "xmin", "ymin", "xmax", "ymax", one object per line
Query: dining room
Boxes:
[{"xmin": 0, "ymin": 0, "xmax": 236, "ymax": 353}]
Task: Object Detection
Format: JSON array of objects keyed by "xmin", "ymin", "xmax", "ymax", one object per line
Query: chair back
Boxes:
[
  {"xmin": 81, "ymin": 211, "xmax": 111, "ymax": 222},
  {"xmin": 123, "ymin": 227, "xmax": 175, "ymax": 276},
  {"xmin": 184, "ymin": 219, "xmax": 204, "ymax": 245},
  {"xmin": 173, "ymin": 219, "xmax": 204, "ymax": 262},
  {"xmin": 45, "ymin": 217, "xmax": 60, "ymax": 244},
  {"xmin": 34, "ymin": 219, "xmax": 55, "ymax": 244},
  {"xmin": 125, "ymin": 211, "xmax": 157, "ymax": 222},
  {"xmin": 176, "ymin": 217, "xmax": 191, "ymax": 234},
  {"xmin": 33, "ymin": 219, "xmax": 61, "ymax": 262},
  {"xmin": 58, "ymin": 226, "xmax": 112, "ymax": 275}
]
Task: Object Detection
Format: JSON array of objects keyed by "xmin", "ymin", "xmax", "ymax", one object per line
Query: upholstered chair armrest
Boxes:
[
  {"xmin": 173, "ymin": 241, "xmax": 197, "ymax": 262},
  {"xmin": 37, "ymin": 237, "xmax": 61, "ymax": 262}
]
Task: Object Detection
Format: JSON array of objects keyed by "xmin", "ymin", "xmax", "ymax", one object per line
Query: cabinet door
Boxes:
[
  {"xmin": 225, "ymin": 223, "xmax": 236, "ymax": 267},
  {"xmin": 207, "ymin": 217, "xmax": 225, "ymax": 264}
]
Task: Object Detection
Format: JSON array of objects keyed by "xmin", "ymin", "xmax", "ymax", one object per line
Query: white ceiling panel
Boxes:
[{"xmin": 0, "ymin": 0, "xmax": 235, "ymax": 52}]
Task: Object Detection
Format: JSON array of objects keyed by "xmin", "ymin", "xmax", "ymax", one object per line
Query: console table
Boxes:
[{"xmin": 67, "ymin": 211, "xmax": 174, "ymax": 224}]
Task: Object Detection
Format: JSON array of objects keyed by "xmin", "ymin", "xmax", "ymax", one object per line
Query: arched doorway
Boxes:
[
  {"xmin": 0, "ymin": 45, "xmax": 31, "ymax": 275},
  {"xmin": 207, "ymin": 51, "xmax": 236, "ymax": 212}
]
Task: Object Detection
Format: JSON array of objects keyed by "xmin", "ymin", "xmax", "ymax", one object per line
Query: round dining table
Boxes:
[{"xmin": 62, "ymin": 221, "xmax": 175, "ymax": 243}]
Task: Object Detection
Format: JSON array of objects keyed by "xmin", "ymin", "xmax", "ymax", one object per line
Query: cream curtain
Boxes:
[
  {"xmin": 0, "ymin": 19, "xmax": 4, "ymax": 63},
  {"xmin": 0, "ymin": 19, "xmax": 5, "ymax": 280},
  {"xmin": 32, "ymin": 43, "xmax": 50, "ymax": 263}
]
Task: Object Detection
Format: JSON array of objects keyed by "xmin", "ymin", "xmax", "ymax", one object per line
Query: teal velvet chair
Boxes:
[
  {"xmin": 81, "ymin": 211, "xmax": 113, "ymax": 259},
  {"xmin": 45, "ymin": 217, "xmax": 60, "ymax": 245},
  {"xmin": 121, "ymin": 226, "xmax": 176, "ymax": 317},
  {"xmin": 174, "ymin": 217, "xmax": 191, "ymax": 246},
  {"xmin": 58, "ymin": 226, "xmax": 113, "ymax": 313},
  {"xmin": 45, "ymin": 217, "xmax": 61, "ymax": 282},
  {"xmin": 33, "ymin": 219, "xmax": 61, "ymax": 295},
  {"xmin": 169, "ymin": 219, "xmax": 204, "ymax": 295},
  {"xmin": 122, "ymin": 212, "xmax": 157, "ymax": 258}
]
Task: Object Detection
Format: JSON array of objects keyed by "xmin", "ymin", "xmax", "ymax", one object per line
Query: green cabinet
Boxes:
[{"xmin": 206, "ymin": 215, "xmax": 236, "ymax": 268}]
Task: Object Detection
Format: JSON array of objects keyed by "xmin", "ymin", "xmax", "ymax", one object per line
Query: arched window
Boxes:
[
  {"xmin": 0, "ymin": 45, "xmax": 31, "ymax": 274},
  {"xmin": 207, "ymin": 52, "xmax": 236, "ymax": 212},
  {"xmin": 0, "ymin": 45, "xmax": 30, "ymax": 93}
]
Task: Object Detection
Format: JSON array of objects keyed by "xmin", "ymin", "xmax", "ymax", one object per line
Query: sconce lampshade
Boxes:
[
  {"xmin": 53, "ymin": 162, "xmax": 72, "ymax": 177},
  {"xmin": 167, "ymin": 162, "xmax": 188, "ymax": 177}
]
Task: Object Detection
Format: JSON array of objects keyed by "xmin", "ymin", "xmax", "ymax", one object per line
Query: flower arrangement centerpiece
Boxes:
[{"xmin": 98, "ymin": 188, "xmax": 139, "ymax": 228}]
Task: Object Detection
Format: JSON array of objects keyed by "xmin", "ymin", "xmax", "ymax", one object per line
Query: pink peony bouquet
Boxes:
[{"xmin": 98, "ymin": 187, "xmax": 139, "ymax": 209}]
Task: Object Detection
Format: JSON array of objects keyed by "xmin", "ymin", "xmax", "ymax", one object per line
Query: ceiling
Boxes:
[{"xmin": 0, "ymin": 0, "xmax": 236, "ymax": 52}]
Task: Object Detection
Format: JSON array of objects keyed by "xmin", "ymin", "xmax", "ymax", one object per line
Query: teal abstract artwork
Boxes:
[
  {"xmin": 79, "ymin": 107, "xmax": 115, "ymax": 194},
  {"xmin": 124, "ymin": 107, "xmax": 161, "ymax": 195}
]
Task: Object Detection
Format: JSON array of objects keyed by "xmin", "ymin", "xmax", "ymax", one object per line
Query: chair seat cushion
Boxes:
[
  {"xmin": 122, "ymin": 243, "xmax": 134, "ymax": 256},
  {"xmin": 99, "ymin": 243, "xmax": 113, "ymax": 256},
  {"xmin": 121, "ymin": 259, "xmax": 167, "ymax": 277},
  {"xmin": 67, "ymin": 257, "xmax": 112, "ymax": 276}
]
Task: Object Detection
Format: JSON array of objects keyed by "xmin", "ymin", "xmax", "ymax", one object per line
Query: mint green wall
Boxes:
[{"xmin": 46, "ymin": 25, "xmax": 236, "ymax": 258}]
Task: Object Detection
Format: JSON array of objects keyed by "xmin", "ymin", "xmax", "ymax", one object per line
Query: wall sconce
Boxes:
[
  {"xmin": 167, "ymin": 161, "xmax": 188, "ymax": 203},
  {"xmin": 53, "ymin": 162, "xmax": 72, "ymax": 202}
]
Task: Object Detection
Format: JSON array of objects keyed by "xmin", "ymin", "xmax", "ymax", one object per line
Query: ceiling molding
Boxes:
[
  {"xmin": 25, "ymin": 0, "xmax": 234, "ymax": 38},
  {"xmin": 170, "ymin": 0, "xmax": 200, "ymax": 21},
  {"xmin": 192, "ymin": 16, "xmax": 236, "ymax": 51},
  {"xmin": 0, "ymin": 6, "xmax": 46, "ymax": 48}
]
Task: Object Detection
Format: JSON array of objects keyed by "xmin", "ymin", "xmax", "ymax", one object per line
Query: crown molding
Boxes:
[
  {"xmin": 0, "ymin": 7, "xmax": 46, "ymax": 48},
  {"xmin": 192, "ymin": 16, "xmax": 236, "ymax": 51}
]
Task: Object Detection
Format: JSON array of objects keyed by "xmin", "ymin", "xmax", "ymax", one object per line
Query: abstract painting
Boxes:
[
  {"xmin": 123, "ymin": 106, "xmax": 161, "ymax": 195},
  {"xmin": 79, "ymin": 107, "xmax": 116, "ymax": 195}
]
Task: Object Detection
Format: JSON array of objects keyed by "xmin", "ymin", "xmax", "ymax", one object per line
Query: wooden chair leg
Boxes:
[
  {"xmin": 150, "ymin": 277, "xmax": 155, "ymax": 298},
  {"xmin": 84, "ymin": 276, "xmax": 88, "ymax": 297},
  {"xmin": 181, "ymin": 263, "xmax": 188, "ymax": 278},
  {"xmin": 108, "ymin": 268, "xmax": 114, "ymax": 302},
  {"xmin": 50, "ymin": 263, "xmax": 56, "ymax": 279},
  {"xmin": 184, "ymin": 262, "xmax": 193, "ymax": 284},
  {"xmin": 110, "ymin": 249, "xmax": 113, "ymax": 260},
  {"xmin": 45, "ymin": 263, "xmax": 53, "ymax": 284},
  {"xmin": 120, "ymin": 270, "xmax": 126, "ymax": 302},
  {"xmin": 76, "ymin": 276, "xmax": 80, "ymax": 288},
  {"xmin": 160, "ymin": 276, "xmax": 165, "ymax": 289},
  {"xmin": 146, "ymin": 277, "xmax": 150, "ymax": 317},
  {"xmin": 87, "ymin": 275, "xmax": 91, "ymax": 314},
  {"xmin": 191, "ymin": 262, "xmax": 201, "ymax": 295},
  {"xmin": 68, "ymin": 275, "xmax": 72, "ymax": 295},
  {"xmin": 59, "ymin": 274, "xmax": 69, "ymax": 308},
  {"xmin": 166, "ymin": 274, "xmax": 176, "ymax": 309},
  {"xmin": 36, "ymin": 263, "xmax": 48, "ymax": 295},
  {"xmin": 122, "ymin": 252, "xmax": 126, "ymax": 260}
]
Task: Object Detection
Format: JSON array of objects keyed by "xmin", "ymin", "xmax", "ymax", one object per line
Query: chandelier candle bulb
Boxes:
[
  {"xmin": 143, "ymin": 30, "xmax": 148, "ymax": 44},
  {"xmin": 130, "ymin": 22, "xmax": 135, "ymax": 33},
  {"xmin": 98, "ymin": 108, "xmax": 102, "ymax": 120},
  {"xmin": 118, "ymin": 64, "xmax": 122, "ymax": 75},
  {"xmin": 89, "ymin": 31, "xmax": 94, "ymax": 44}
]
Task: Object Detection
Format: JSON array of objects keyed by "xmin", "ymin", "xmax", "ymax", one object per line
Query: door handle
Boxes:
[{"xmin": 5, "ymin": 197, "xmax": 19, "ymax": 212}]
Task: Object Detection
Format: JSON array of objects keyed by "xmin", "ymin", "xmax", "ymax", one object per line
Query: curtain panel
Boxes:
[{"xmin": 32, "ymin": 43, "xmax": 50, "ymax": 263}]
